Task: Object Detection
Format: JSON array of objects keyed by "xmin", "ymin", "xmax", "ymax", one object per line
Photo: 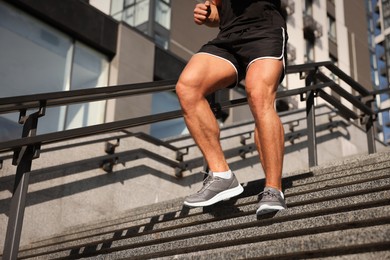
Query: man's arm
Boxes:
[{"xmin": 194, "ymin": 0, "xmax": 220, "ymax": 27}]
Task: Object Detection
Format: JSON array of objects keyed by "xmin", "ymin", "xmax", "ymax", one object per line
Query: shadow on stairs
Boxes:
[{"xmin": 15, "ymin": 151, "xmax": 390, "ymax": 259}]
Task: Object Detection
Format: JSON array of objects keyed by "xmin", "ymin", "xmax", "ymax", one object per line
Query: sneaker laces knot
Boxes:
[
  {"xmin": 197, "ymin": 173, "xmax": 213, "ymax": 193},
  {"xmin": 258, "ymin": 190, "xmax": 278, "ymax": 199}
]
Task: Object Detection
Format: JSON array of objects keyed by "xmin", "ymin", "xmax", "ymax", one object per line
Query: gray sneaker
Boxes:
[
  {"xmin": 183, "ymin": 172, "xmax": 244, "ymax": 207},
  {"xmin": 256, "ymin": 187, "xmax": 287, "ymax": 215}
]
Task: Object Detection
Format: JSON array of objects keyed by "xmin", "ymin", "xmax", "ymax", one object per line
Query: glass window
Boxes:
[
  {"xmin": 328, "ymin": 15, "xmax": 337, "ymax": 43},
  {"xmin": 0, "ymin": 2, "xmax": 108, "ymax": 140},
  {"xmin": 111, "ymin": 0, "xmax": 171, "ymax": 49},
  {"xmin": 0, "ymin": 2, "xmax": 72, "ymax": 138},
  {"xmin": 303, "ymin": 0, "xmax": 313, "ymax": 15},
  {"xmin": 65, "ymin": 42, "xmax": 109, "ymax": 130},
  {"xmin": 0, "ymin": 3, "xmax": 72, "ymax": 96},
  {"xmin": 111, "ymin": 0, "xmax": 125, "ymax": 20},
  {"xmin": 155, "ymin": 0, "xmax": 171, "ymax": 29},
  {"xmin": 123, "ymin": 0, "xmax": 150, "ymax": 28},
  {"xmin": 385, "ymin": 34, "xmax": 390, "ymax": 80},
  {"xmin": 150, "ymin": 91, "xmax": 185, "ymax": 138},
  {"xmin": 305, "ymin": 39, "xmax": 314, "ymax": 62},
  {"xmin": 329, "ymin": 54, "xmax": 339, "ymax": 82},
  {"xmin": 383, "ymin": 0, "xmax": 390, "ymax": 29}
]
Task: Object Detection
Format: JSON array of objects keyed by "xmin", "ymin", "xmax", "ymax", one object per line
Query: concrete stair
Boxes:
[{"xmin": 15, "ymin": 150, "xmax": 390, "ymax": 259}]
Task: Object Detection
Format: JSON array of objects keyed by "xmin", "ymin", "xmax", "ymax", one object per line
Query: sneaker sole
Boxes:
[
  {"xmin": 183, "ymin": 184, "xmax": 244, "ymax": 207},
  {"xmin": 256, "ymin": 204, "xmax": 286, "ymax": 215}
]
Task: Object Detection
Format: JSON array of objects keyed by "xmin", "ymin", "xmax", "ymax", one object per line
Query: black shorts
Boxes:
[{"xmin": 197, "ymin": 26, "xmax": 288, "ymax": 86}]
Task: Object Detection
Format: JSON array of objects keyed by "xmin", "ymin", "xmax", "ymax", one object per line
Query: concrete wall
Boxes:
[
  {"xmin": 344, "ymin": 0, "xmax": 372, "ymax": 90},
  {"xmin": 170, "ymin": 0, "xmax": 219, "ymax": 60},
  {"xmin": 106, "ymin": 23, "xmax": 156, "ymax": 134},
  {"xmin": 0, "ymin": 133, "xmax": 201, "ymax": 252}
]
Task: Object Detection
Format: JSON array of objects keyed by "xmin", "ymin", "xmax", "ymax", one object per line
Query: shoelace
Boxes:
[
  {"xmin": 257, "ymin": 190, "xmax": 278, "ymax": 199},
  {"xmin": 197, "ymin": 173, "xmax": 213, "ymax": 193},
  {"xmin": 197, "ymin": 172, "xmax": 223, "ymax": 193}
]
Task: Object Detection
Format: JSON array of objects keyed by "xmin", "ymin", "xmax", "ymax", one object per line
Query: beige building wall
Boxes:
[
  {"xmin": 88, "ymin": 0, "xmax": 111, "ymax": 14},
  {"xmin": 106, "ymin": 23, "xmax": 156, "ymax": 134},
  {"xmin": 170, "ymin": 0, "xmax": 219, "ymax": 61},
  {"xmin": 344, "ymin": 0, "xmax": 372, "ymax": 90}
]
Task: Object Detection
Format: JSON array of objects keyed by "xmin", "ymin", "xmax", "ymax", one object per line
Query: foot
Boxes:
[
  {"xmin": 183, "ymin": 172, "xmax": 244, "ymax": 207},
  {"xmin": 256, "ymin": 187, "xmax": 287, "ymax": 215}
]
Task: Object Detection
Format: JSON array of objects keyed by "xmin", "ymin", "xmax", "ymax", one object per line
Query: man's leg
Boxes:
[
  {"xmin": 245, "ymin": 59, "xmax": 287, "ymax": 214},
  {"xmin": 176, "ymin": 54, "xmax": 236, "ymax": 172},
  {"xmin": 176, "ymin": 53, "xmax": 243, "ymax": 207}
]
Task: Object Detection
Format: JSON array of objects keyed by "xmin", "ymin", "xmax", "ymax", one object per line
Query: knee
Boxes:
[
  {"xmin": 246, "ymin": 85, "xmax": 276, "ymax": 111},
  {"xmin": 176, "ymin": 75, "xmax": 202, "ymax": 110},
  {"xmin": 175, "ymin": 77, "xmax": 189, "ymax": 101}
]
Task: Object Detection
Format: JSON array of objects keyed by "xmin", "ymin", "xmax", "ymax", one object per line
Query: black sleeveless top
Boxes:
[{"xmin": 218, "ymin": 0, "xmax": 285, "ymax": 34}]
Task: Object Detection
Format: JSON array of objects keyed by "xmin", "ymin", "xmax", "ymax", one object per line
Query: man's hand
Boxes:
[
  {"xmin": 194, "ymin": 1, "xmax": 220, "ymax": 27},
  {"xmin": 194, "ymin": 1, "xmax": 212, "ymax": 25}
]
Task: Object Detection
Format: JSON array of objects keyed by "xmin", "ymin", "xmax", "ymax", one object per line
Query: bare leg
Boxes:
[
  {"xmin": 176, "ymin": 54, "xmax": 236, "ymax": 172},
  {"xmin": 245, "ymin": 59, "xmax": 285, "ymax": 191}
]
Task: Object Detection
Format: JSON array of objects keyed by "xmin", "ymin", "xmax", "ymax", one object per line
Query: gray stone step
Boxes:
[
  {"xmin": 23, "ymin": 151, "xmax": 390, "ymax": 252},
  {"xmin": 86, "ymin": 207, "xmax": 390, "ymax": 259},
  {"xmin": 17, "ymin": 152, "xmax": 390, "ymax": 259},
  {"xmin": 26, "ymin": 150, "xmax": 390, "ymax": 244},
  {"xmin": 159, "ymin": 224, "xmax": 390, "ymax": 260},
  {"xmin": 31, "ymin": 189, "xmax": 389, "ymax": 259},
  {"xmin": 22, "ymin": 151, "xmax": 390, "ymax": 250}
]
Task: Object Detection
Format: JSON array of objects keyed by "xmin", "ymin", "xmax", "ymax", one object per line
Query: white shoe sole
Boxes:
[
  {"xmin": 256, "ymin": 204, "xmax": 286, "ymax": 215},
  {"xmin": 184, "ymin": 184, "xmax": 244, "ymax": 207}
]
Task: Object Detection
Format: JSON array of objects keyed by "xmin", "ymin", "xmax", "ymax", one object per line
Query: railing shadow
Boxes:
[
  {"xmin": 0, "ymin": 164, "xmax": 199, "ymax": 216},
  {"xmin": 48, "ymin": 171, "xmax": 314, "ymax": 259},
  {"xmin": 0, "ymin": 119, "xmax": 352, "ymax": 216}
]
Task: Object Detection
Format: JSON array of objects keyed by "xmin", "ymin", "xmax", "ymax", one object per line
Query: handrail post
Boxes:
[
  {"xmin": 306, "ymin": 90, "xmax": 318, "ymax": 167},
  {"xmin": 365, "ymin": 99, "xmax": 377, "ymax": 154},
  {"xmin": 305, "ymin": 69, "xmax": 318, "ymax": 167},
  {"xmin": 3, "ymin": 109, "xmax": 43, "ymax": 260}
]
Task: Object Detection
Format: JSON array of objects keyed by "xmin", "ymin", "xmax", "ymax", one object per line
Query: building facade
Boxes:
[{"xmin": 366, "ymin": 0, "xmax": 390, "ymax": 143}]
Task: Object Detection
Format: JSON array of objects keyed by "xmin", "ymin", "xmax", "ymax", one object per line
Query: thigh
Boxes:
[
  {"xmin": 236, "ymin": 26, "xmax": 287, "ymax": 83},
  {"xmin": 178, "ymin": 52, "xmax": 237, "ymax": 96},
  {"xmin": 245, "ymin": 58, "xmax": 283, "ymax": 99}
]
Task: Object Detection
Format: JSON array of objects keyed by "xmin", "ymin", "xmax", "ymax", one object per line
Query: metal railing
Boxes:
[{"xmin": 0, "ymin": 61, "xmax": 387, "ymax": 259}]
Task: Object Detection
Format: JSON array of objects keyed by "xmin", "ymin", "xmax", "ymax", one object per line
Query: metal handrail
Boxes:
[
  {"xmin": 0, "ymin": 61, "xmax": 375, "ymax": 114},
  {"xmin": 0, "ymin": 81, "xmax": 363, "ymax": 154},
  {"xmin": 0, "ymin": 110, "xmax": 183, "ymax": 152},
  {"xmin": 0, "ymin": 79, "xmax": 177, "ymax": 114}
]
